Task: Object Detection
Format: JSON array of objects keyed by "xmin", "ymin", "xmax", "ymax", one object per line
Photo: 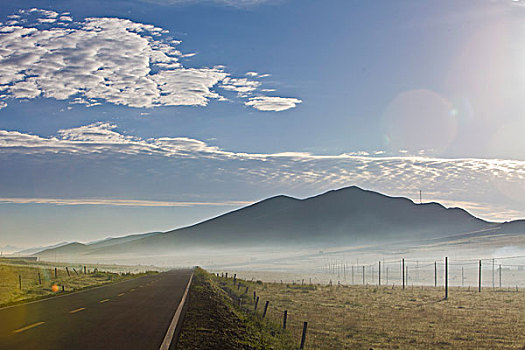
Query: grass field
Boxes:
[
  {"xmin": 0, "ymin": 259, "xmax": 159, "ymax": 307},
  {"xmin": 214, "ymin": 273, "xmax": 525, "ymax": 349}
]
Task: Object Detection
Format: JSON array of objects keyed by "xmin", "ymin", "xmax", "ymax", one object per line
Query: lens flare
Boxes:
[{"xmin": 382, "ymin": 89, "xmax": 458, "ymax": 154}]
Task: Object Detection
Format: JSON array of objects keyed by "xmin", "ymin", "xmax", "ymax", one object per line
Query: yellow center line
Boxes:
[
  {"xmin": 13, "ymin": 321, "xmax": 45, "ymax": 334},
  {"xmin": 118, "ymin": 293, "xmax": 125, "ymax": 297},
  {"xmin": 69, "ymin": 307, "xmax": 86, "ymax": 314},
  {"xmin": 99, "ymin": 299, "xmax": 110, "ymax": 303}
]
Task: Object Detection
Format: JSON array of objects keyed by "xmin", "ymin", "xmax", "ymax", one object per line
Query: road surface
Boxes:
[{"xmin": 0, "ymin": 269, "xmax": 193, "ymax": 350}]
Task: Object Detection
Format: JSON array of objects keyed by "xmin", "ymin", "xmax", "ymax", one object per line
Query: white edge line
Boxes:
[{"xmin": 159, "ymin": 271, "xmax": 194, "ymax": 350}]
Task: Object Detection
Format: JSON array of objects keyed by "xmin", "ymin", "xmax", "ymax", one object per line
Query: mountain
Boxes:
[
  {"xmin": 15, "ymin": 242, "xmax": 71, "ymax": 255},
  {"xmin": 0, "ymin": 245, "xmax": 24, "ymax": 254},
  {"xmin": 36, "ymin": 186, "xmax": 524, "ymax": 260},
  {"xmin": 34, "ymin": 232, "xmax": 160, "ymax": 259}
]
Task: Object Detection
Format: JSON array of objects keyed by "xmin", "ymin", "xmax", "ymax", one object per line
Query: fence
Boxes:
[{"xmin": 317, "ymin": 255, "xmax": 525, "ymax": 291}]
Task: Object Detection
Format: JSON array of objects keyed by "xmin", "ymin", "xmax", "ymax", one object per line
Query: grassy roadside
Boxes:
[
  {"xmin": 176, "ymin": 268, "xmax": 295, "ymax": 350},
  {"xmin": 0, "ymin": 259, "xmax": 159, "ymax": 308}
]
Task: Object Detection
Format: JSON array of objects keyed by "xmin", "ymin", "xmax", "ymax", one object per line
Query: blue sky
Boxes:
[{"xmin": 0, "ymin": 0, "xmax": 524, "ymax": 248}]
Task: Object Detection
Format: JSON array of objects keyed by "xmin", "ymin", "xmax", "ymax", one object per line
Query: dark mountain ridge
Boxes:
[{"xmin": 35, "ymin": 185, "xmax": 522, "ymax": 258}]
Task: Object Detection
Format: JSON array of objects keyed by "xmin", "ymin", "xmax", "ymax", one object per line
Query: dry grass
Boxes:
[
  {"xmin": 0, "ymin": 259, "xmax": 157, "ymax": 307},
  {"xmin": 177, "ymin": 268, "xmax": 295, "ymax": 350},
  {"xmin": 232, "ymin": 279, "xmax": 525, "ymax": 349}
]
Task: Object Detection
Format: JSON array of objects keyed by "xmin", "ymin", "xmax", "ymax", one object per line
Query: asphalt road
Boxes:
[{"xmin": 0, "ymin": 269, "xmax": 193, "ymax": 350}]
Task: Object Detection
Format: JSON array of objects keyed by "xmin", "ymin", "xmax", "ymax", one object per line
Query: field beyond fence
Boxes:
[{"xmin": 213, "ymin": 268, "xmax": 525, "ymax": 350}]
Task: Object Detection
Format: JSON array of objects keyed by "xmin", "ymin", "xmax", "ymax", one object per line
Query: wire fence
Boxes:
[{"xmin": 317, "ymin": 255, "xmax": 525, "ymax": 289}]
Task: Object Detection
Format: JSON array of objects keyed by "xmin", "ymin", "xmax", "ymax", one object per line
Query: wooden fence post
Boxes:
[
  {"xmin": 254, "ymin": 296, "xmax": 259, "ymax": 312},
  {"xmin": 283, "ymin": 310, "xmax": 287, "ymax": 330},
  {"xmin": 378, "ymin": 261, "xmax": 381, "ymax": 286},
  {"xmin": 66, "ymin": 267, "xmax": 70, "ymax": 277},
  {"xmin": 19, "ymin": 274, "xmax": 22, "ymax": 290},
  {"xmin": 38, "ymin": 272, "xmax": 41, "ymax": 285},
  {"xmin": 478, "ymin": 260, "xmax": 482, "ymax": 293},
  {"xmin": 499, "ymin": 264, "xmax": 502, "ymax": 288},
  {"xmin": 299, "ymin": 322, "xmax": 308, "ymax": 350},
  {"xmin": 492, "ymin": 258, "xmax": 495, "ymax": 289},
  {"xmin": 434, "ymin": 261, "xmax": 437, "ymax": 287},
  {"xmin": 253, "ymin": 291, "xmax": 256, "ymax": 301},
  {"xmin": 402, "ymin": 259, "xmax": 405, "ymax": 289},
  {"xmin": 84, "ymin": 266, "xmax": 86, "ymax": 274},
  {"xmin": 54, "ymin": 267, "xmax": 57, "ymax": 279},
  {"xmin": 233, "ymin": 274, "xmax": 236, "ymax": 284},
  {"xmin": 263, "ymin": 301, "xmax": 269, "ymax": 318},
  {"xmin": 444, "ymin": 257, "xmax": 448, "ymax": 300}
]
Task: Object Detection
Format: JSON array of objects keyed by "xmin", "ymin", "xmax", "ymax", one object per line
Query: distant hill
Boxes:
[
  {"xmin": 35, "ymin": 186, "xmax": 524, "ymax": 259},
  {"xmin": 15, "ymin": 241, "xmax": 71, "ymax": 256},
  {"xmin": 35, "ymin": 232, "xmax": 159, "ymax": 259}
]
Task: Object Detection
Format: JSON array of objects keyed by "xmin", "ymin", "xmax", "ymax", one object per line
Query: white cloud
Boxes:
[
  {"xmin": 0, "ymin": 9, "xmax": 299, "ymax": 111},
  {"xmin": 245, "ymin": 96, "xmax": 302, "ymax": 111},
  {"xmin": 245, "ymin": 71, "xmax": 270, "ymax": 78},
  {"xmin": 0, "ymin": 197, "xmax": 249, "ymax": 207},
  {"xmin": 142, "ymin": 0, "xmax": 279, "ymax": 7},
  {"xmin": 220, "ymin": 77, "xmax": 261, "ymax": 96},
  {"xmin": 0, "ymin": 123, "xmax": 524, "ymax": 220}
]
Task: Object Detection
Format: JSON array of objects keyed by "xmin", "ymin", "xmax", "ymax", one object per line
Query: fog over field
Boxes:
[{"xmin": 24, "ymin": 187, "xmax": 525, "ymax": 287}]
